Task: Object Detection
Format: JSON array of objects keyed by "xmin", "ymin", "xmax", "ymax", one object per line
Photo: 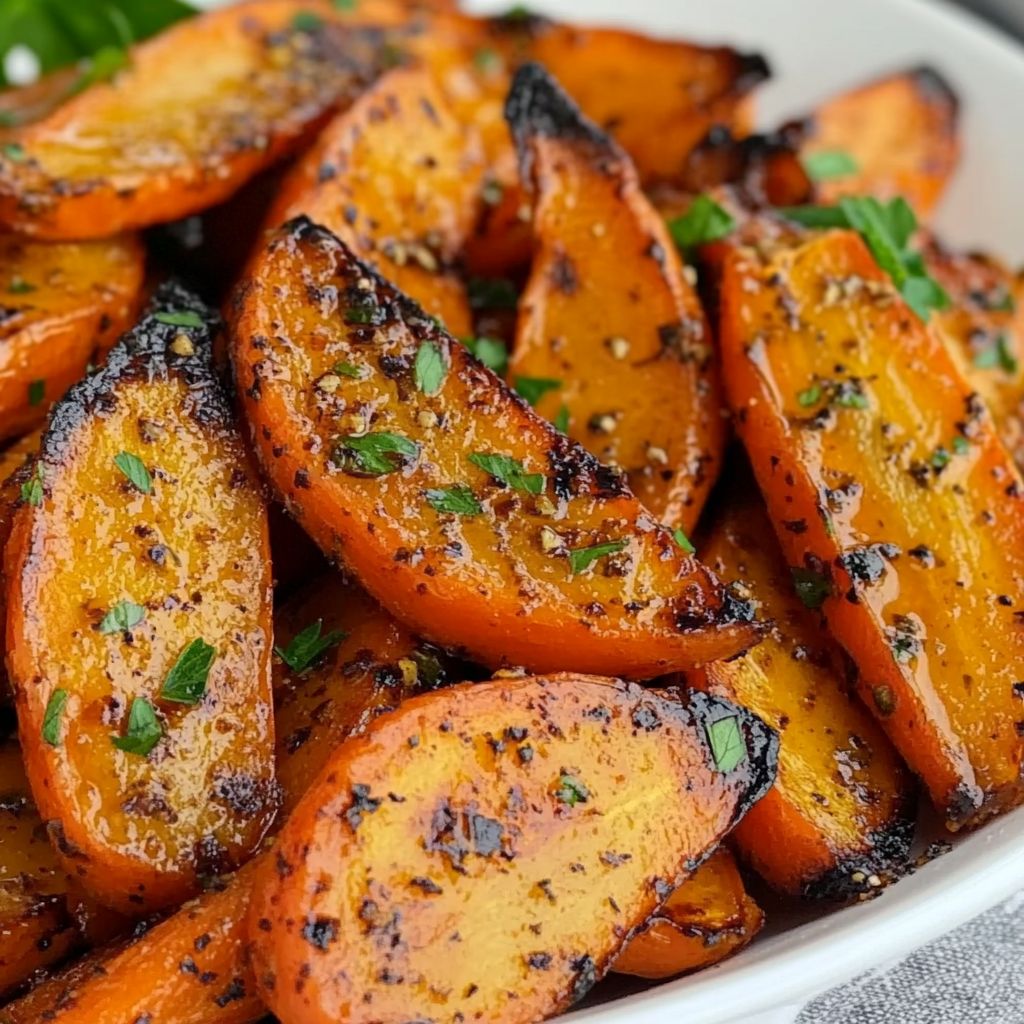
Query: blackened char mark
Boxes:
[{"xmin": 546, "ymin": 433, "xmax": 631, "ymax": 503}]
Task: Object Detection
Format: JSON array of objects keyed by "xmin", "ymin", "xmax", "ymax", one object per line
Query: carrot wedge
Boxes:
[
  {"xmin": 717, "ymin": 223, "xmax": 1024, "ymax": 829},
  {"xmin": 803, "ymin": 67, "xmax": 960, "ymax": 219},
  {"xmin": 266, "ymin": 65, "xmax": 483, "ymax": 336},
  {"xmin": 249, "ymin": 674, "xmax": 778, "ymax": 1024},
  {"xmin": 0, "ymin": 233, "xmax": 145, "ymax": 442},
  {"xmin": 612, "ymin": 848, "xmax": 763, "ymax": 979},
  {"xmin": 508, "ymin": 63, "xmax": 725, "ymax": 532},
  {"xmin": 5, "ymin": 283, "xmax": 275, "ymax": 913},
  {"xmin": 229, "ymin": 217, "xmax": 762, "ymax": 676},
  {"xmin": 0, "ymin": 1, "xmax": 380, "ymax": 239},
  {"xmin": 690, "ymin": 474, "xmax": 915, "ymax": 896}
]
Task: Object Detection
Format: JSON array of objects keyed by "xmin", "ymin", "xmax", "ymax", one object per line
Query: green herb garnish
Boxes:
[
  {"xmin": 555, "ymin": 774, "xmax": 589, "ymax": 806},
  {"xmin": 291, "ymin": 10, "xmax": 323, "ymax": 31},
  {"xmin": 113, "ymin": 451, "xmax": 152, "ymax": 493},
  {"xmin": 154, "ymin": 310, "xmax": 204, "ymax": 329},
  {"xmin": 553, "ymin": 404, "xmax": 570, "ymax": 434},
  {"xmin": 8, "ymin": 277, "xmax": 35, "ymax": 295},
  {"xmin": 797, "ymin": 384, "xmax": 822, "ymax": 407},
  {"xmin": 567, "ymin": 539, "xmax": 628, "ymax": 575},
  {"xmin": 791, "ymin": 566, "xmax": 831, "ymax": 610},
  {"xmin": 98, "ymin": 600, "xmax": 145, "ymax": 635},
  {"xmin": 20, "ymin": 462, "xmax": 44, "ymax": 506},
  {"xmin": 706, "ymin": 716, "xmax": 745, "ymax": 772},
  {"xmin": 28, "ymin": 380, "xmax": 44, "ymax": 407},
  {"xmin": 667, "ymin": 194, "xmax": 736, "ymax": 253},
  {"xmin": 414, "ymin": 341, "xmax": 447, "ymax": 396},
  {"xmin": 833, "ymin": 389, "xmax": 869, "ymax": 410},
  {"xmin": 973, "ymin": 334, "xmax": 1018, "ymax": 374},
  {"xmin": 275, "ymin": 621, "xmax": 346, "ymax": 674},
  {"xmin": 931, "ymin": 447, "xmax": 952, "ymax": 471},
  {"xmin": 425, "ymin": 486, "xmax": 482, "ymax": 516},
  {"xmin": 333, "ymin": 361, "xmax": 364, "ymax": 379},
  {"xmin": 952, "ymin": 436, "xmax": 969, "ymax": 455},
  {"xmin": 802, "ymin": 149, "xmax": 860, "ymax": 182},
  {"xmin": 69, "ymin": 45, "xmax": 128, "ymax": 96},
  {"xmin": 467, "ymin": 277, "xmax": 518, "ymax": 310},
  {"xmin": 333, "ymin": 0, "xmax": 358, "ymax": 9},
  {"xmin": 467, "ymin": 452, "xmax": 544, "ymax": 494},
  {"xmin": 42, "ymin": 690, "xmax": 68, "ymax": 747},
  {"xmin": 2, "ymin": 144, "xmax": 27, "ymax": 163},
  {"xmin": 110, "ymin": 697, "xmax": 162, "ymax": 756},
  {"xmin": 159, "ymin": 639, "xmax": 215, "ymax": 704},
  {"xmin": 674, "ymin": 528, "xmax": 695, "ymax": 555},
  {"xmin": 462, "ymin": 336, "xmax": 509, "ymax": 376},
  {"xmin": 335, "ymin": 432, "xmax": 418, "ymax": 476},
  {"xmin": 513, "ymin": 376, "xmax": 561, "ymax": 407}
]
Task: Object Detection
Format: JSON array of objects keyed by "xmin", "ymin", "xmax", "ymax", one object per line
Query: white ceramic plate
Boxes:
[{"xmin": 195, "ymin": 0, "xmax": 1024, "ymax": 1019}]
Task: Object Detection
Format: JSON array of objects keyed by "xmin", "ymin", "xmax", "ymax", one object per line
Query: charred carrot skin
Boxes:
[
  {"xmin": 716, "ymin": 222, "xmax": 1024, "ymax": 829},
  {"xmin": 612, "ymin": 848, "xmax": 763, "ymax": 979},
  {"xmin": 249, "ymin": 675, "xmax": 778, "ymax": 1024},
  {"xmin": 690, "ymin": 477, "xmax": 915, "ymax": 897},
  {"xmin": 507, "ymin": 64, "xmax": 726, "ymax": 533},
  {"xmin": 0, "ymin": 1, "xmax": 380, "ymax": 239},
  {"xmin": 229, "ymin": 217, "xmax": 763, "ymax": 677},
  {"xmin": 5, "ymin": 282, "xmax": 275, "ymax": 913}
]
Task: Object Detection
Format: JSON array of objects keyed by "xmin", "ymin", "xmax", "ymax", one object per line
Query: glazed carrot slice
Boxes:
[
  {"xmin": 230, "ymin": 218, "xmax": 762, "ymax": 676},
  {"xmin": 5, "ymin": 283, "xmax": 275, "ymax": 913},
  {"xmin": 690, "ymin": 475, "xmax": 915, "ymax": 896},
  {"xmin": 0, "ymin": 1, "xmax": 380, "ymax": 239},
  {"xmin": 803, "ymin": 67, "xmax": 960, "ymax": 219},
  {"xmin": 507, "ymin": 64, "xmax": 726, "ymax": 533},
  {"xmin": 249, "ymin": 674, "xmax": 777, "ymax": 1024},
  {"xmin": 717, "ymin": 223, "xmax": 1024, "ymax": 828},
  {"xmin": 612, "ymin": 848, "xmax": 763, "ymax": 979},
  {"xmin": 266, "ymin": 65, "xmax": 483, "ymax": 336},
  {"xmin": 0, "ymin": 233, "xmax": 145, "ymax": 442},
  {"xmin": 926, "ymin": 241, "xmax": 1024, "ymax": 471}
]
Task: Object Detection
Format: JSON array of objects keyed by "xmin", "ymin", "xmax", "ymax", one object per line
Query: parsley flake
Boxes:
[
  {"xmin": 333, "ymin": 361, "xmax": 364, "ymax": 379},
  {"xmin": 292, "ymin": 10, "xmax": 323, "ymax": 31},
  {"xmin": 335, "ymin": 432, "xmax": 418, "ymax": 476},
  {"xmin": 462, "ymin": 337, "xmax": 509, "ymax": 376},
  {"xmin": 674, "ymin": 528, "xmax": 695, "ymax": 555},
  {"xmin": 952, "ymin": 436, "xmax": 970, "ymax": 455},
  {"xmin": 802, "ymin": 149, "xmax": 860, "ymax": 182},
  {"xmin": 555, "ymin": 774, "xmax": 589, "ymax": 806},
  {"xmin": 467, "ymin": 452, "xmax": 544, "ymax": 494},
  {"xmin": 275, "ymin": 621, "xmax": 347, "ymax": 674},
  {"xmin": 797, "ymin": 384, "xmax": 822, "ymax": 407},
  {"xmin": 706, "ymin": 716, "xmax": 746, "ymax": 773},
  {"xmin": 667, "ymin": 194, "xmax": 736, "ymax": 253},
  {"xmin": 2, "ymin": 144, "xmax": 27, "ymax": 163},
  {"xmin": 20, "ymin": 462, "xmax": 44, "ymax": 506},
  {"xmin": 973, "ymin": 334, "xmax": 1018, "ymax": 374},
  {"xmin": 98, "ymin": 600, "xmax": 145, "ymax": 635},
  {"xmin": 791, "ymin": 566, "xmax": 831, "ymax": 609},
  {"xmin": 42, "ymin": 690, "xmax": 69, "ymax": 747},
  {"xmin": 414, "ymin": 341, "xmax": 447, "ymax": 396},
  {"xmin": 111, "ymin": 698, "xmax": 162, "ymax": 757},
  {"xmin": 567, "ymin": 539, "xmax": 628, "ymax": 575},
  {"xmin": 113, "ymin": 451, "xmax": 152, "ymax": 493},
  {"xmin": 514, "ymin": 377, "xmax": 561, "ymax": 407},
  {"xmin": 553, "ymin": 404, "xmax": 570, "ymax": 434},
  {"xmin": 154, "ymin": 310, "xmax": 204, "ymax": 329},
  {"xmin": 8, "ymin": 277, "xmax": 35, "ymax": 295},
  {"xmin": 425, "ymin": 486, "xmax": 482, "ymax": 516},
  {"xmin": 160, "ymin": 639, "xmax": 216, "ymax": 704},
  {"xmin": 28, "ymin": 380, "xmax": 44, "ymax": 407}
]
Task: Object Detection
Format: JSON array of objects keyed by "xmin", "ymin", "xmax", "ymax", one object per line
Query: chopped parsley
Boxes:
[
  {"xmin": 462, "ymin": 337, "xmax": 509, "ymax": 376},
  {"xmin": 513, "ymin": 377, "xmax": 561, "ymax": 407},
  {"xmin": 275, "ymin": 621, "xmax": 346, "ymax": 675},
  {"xmin": 98, "ymin": 600, "xmax": 145, "ymax": 635},
  {"xmin": 797, "ymin": 384, "xmax": 822, "ymax": 407},
  {"xmin": 20, "ymin": 462, "xmax": 44, "ymax": 506},
  {"xmin": 333, "ymin": 0, "xmax": 358, "ymax": 9},
  {"xmin": 8, "ymin": 277, "xmax": 35, "ymax": 295},
  {"xmin": 667, "ymin": 194, "xmax": 736, "ymax": 253},
  {"xmin": 335, "ymin": 432, "xmax": 418, "ymax": 476},
  {"xmin": 567, "ymin": 539, "xmax": 628, "ymax": 575},
  {"xmin": 467, "ymin": 452, "xmax": 544, "ymax": 494},
  {"xmin": 930, "ymin": 447, "xmax": 952, "ymax": 471},
  {"xmin": 42, "ymin": 690, "xmax": 69, "ymax": 747},
  {"xmin": 333, "ymin": 361, "xmax": 364, "ymax": 379},
  {"xmin": 674, "ymin": 528, "xmax": 695, "ymax": 555},
  {"xmin": 113, "ymin": 451, "xmax": 152, "ymax": 493},
  {"xmin": 28, "ymin": 380, "xmax": 44, "ymax": 407},
  {"xmin": 160, "ymin": 638, "xmax": 216, "ymax": 704},
  {"xmin": 291, "ymin": 10, "xmax": 323, "ymax": 31},
  {"xmin": 154, "ymin": 310, "xmax": 204, "ymax": 329},
  {"xmin": 110, "ymin": 697, "xmax": 162, "ymax": 757},
  {"xmin": 69, "ymin": 45, "xmax": 129, "ymax": 96},
  {"xmin": 791, "ymin": 566, "xmax": 831, "ymax": 610},
  {"xmin": 706, "ymin": 716, "xmax": 745, "ymax": 772},
  {"xmin": 553, "ymin": 404, "xmax": 570, "ymax": 433},
  {"xmin": 2, "ymin": 144, "xmax": 27, "ymax": 163},
  {"xmin": 425, "ymin": 486, "xmax": 482, "ymax": 516},
  {"xmin": 414, "ymin": 341, "xmax": 447, "ymax": 396},
  {"xmin": 973, "ymin": 334, "xmax": 1018, "ymax": 374},
  {"xmin": 802, "ymin": 149, "xmax": 860, "ymax": 182},
  {"xmin": 952, "ymin": 436, "xmax": 970, "ymax": 455},
  {"xmin": 555, "ymin": 774, "xmax": 589, "ymax": 806}
]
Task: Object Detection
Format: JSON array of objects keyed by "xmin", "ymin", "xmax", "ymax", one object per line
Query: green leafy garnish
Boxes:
[
  {"xmin": 414, "ymin": 341, "xmax": 447, "ymax": 396},
  {"xmin": 275, "ymin": 621, "xmax": 347, "ymax": 674},
  {"xmin": 791, "ymin": 566, "xmax": 831, "ymax": 610},
  {"xmin": 111, "ymin": 697, "xmax": 162, "ymax": 756},
  {"xmin": 931, "ymin": 447, "xmax": 952, "ymax": 471},
  {"xmin": 113, "ymin": 450, "xmax": 152, "ymax": 493},
  {"xmin": 667, "ymin": 194, "xmax": 736, "ymax": 253},
  {"xmin": 335, "ymin": 432, "xmax": 418, "ymax": 476},
  {"xmin": 98, "ymin": 599, "xmax": 145, "ymax": 635},
  {"xmin": 706, "ymin": 716, "xmax": 745, "ymax": 773},
  {"xmin": 20, "ymin": 462, "xmax": 44, "ymax": 506},
  {"xmin": 553, "ymin": 404, "xmax": 570, "ymax": 434},
  {"xmin": 952, "ymin": 436, "xmax": 970, "ymax": 455},
  {"xmin": 461, "ymin": 336, "xmax": 509, "ymax": 376},
  {"xmin": 467, "ymin": 277, "xmax": 519, "ymax": 310},
  {"xmin": 973, "ymin": 334, "xmax": 1018, "ymax": 374},
  {"xmin": 833, "ymin": 389, "xmax": 869, "ymax": 410},
  {"xmin": 797, "ymin": 384, "xmax": 822, "ymax": 407},
  {"xmin": 467, "ymin": 452, "xmax": 544, "ymax": 495},
  {"xmin": 69, "ymin": 45, "xmax": 128, "ymax": 95},
  {"xmin": 333, "ymin": 361, "xmax": 364, "ymax": 379},
  {"xmin": 2, "ymin": 144, "xmax": 27, "ymax": 163},
  {"xmin": 425, "ymin": 486, "xmax": 482, "ymax": 516},
  {"xmin": 333, "ymin": 0, "xmax": 358, "ymax": 9},
  {"xmin": 513, "ymin": 376, "xmax": 561, "ymax": 406},
  {"xmin": 802, "ymin": 149, "xmax": 860, "ymax": 182},
  {"xmin": 8, "ymin": 277, "xmax": 35, "ymax": 294},
  {"xmin": 674, "ymin": 528, "xmax": 695, "ymax": 555},
  {"xmin": 160, "ymin": 638, "xmax": 216, "ymax": 704},
  {"xmin": 41, "ymin": 689, "xmax": 68, "ymax": 747},
  {"xmin": 291, "ymin": 10, "xmax": 323, "ymax": 31},
  {"xmin": 154, "ymin": 310, "xmax": 204, "ymax": 329},
  {"xmin": 28, "ymin": 379, "xmax": 44, "ymax": 407},
  {"xmin": 567, "ymin": 539, "xmax": 628, "ymax": 575},
  {"xmin": 555, "ymin": 774, "xmax": 589, "ymax": 806}
]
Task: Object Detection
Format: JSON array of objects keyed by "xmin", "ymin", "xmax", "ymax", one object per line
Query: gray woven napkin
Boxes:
[{"xmin": 796, "ymin": 890, "xmax": 1024, "ymax": 1024}]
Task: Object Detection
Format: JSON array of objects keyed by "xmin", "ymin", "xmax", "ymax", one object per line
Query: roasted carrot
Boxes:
[
  {"xmin": 266, "ymin": 65, "xmax": 483, "ymax": 336},
  {"xmin": 249, "ymin": 674, "xmax": 777, "ymax": 1024},
  {"xmin": 689, "ymin": 474, "xmax": 915, "ymax": 896},
  {"xmin": 508, "ymin": 64, "xmax": 726, "ymax": 533},
  {"xmin": 803, "ymin": 67, "xmax": 960, "ymax": 219},
  {"xmin": 717, "ymin": 223, "xmax": 1024, "ymax": 828},
  {"xmin": 5, "ymin": 282, "xmax": 275, "ymax": 912},
  {"xmin": 230, "ymin": 218, "xmax": 762, "ymax": 677},
  {"xmin": 0, "ymin": 1, "xmax": 380, "ymax": 239},
  {"xmin": 612, "ymin": 848, "xmax": 763, "ymax": 979},
  {"xmin": 0, "ymin": 233, "xmax": 145, "ymax": 442}
]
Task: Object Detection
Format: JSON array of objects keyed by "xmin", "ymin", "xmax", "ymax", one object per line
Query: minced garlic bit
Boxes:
[
  {"xmin": 417, "ymin": 409, "xmax": 439, "ymax": 429},
  {"xmin": 317, "ymin": 374, "xmax": 341, "ymax": 394},
  {"xmin": 646, "ymin": 445, "xmax": 669, "ymax": 465},
  {"xmin": 606, "ymin": 336, "xmax": 630, "ymax": 360},
  {"xmin": 682, "ymin": 265, "xmax": 698, "ymax": 286},
  {"xmin": 341, "ymin": 412, "xmax": 367, "ymax": 435},
  {"xmin": 540, "ymin": 526, "xmax": 562, "ymax": 553},
  {"xmin": 408, "ymin": 244, "xmax": 438, "ymax": 273},
  {"xmin": 592, "ymin": 413, "xmax": 618, "ymax": 434},
  {"xmin": 398, "ymin": 658, "xmax": 419, "ymax": 687},
  {"xmin": 170, "ymin": 333, "xmax": 195, "ymax": 357},
  {"xmin": 591, "ymin": 223, "xmax": 606, "ymax": 238}
]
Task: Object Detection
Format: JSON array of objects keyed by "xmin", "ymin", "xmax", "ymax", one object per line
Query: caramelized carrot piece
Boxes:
[
  {"xmin": 690, "ymin": 476, "xmax": 915, "ymax": 895},
  {"xmin": 267, "ymin": 66, "xmax": 483, "ymax": 336},
  {"xmin": 5, "ymin": 283, "xmax": 275, "ymax": 912},
  {"xmin": 230, "ymin": 218, "xmax": 762, "ymax": 676},
  {"xmin": 804, "ymin": 67, "xmax": 960, "ymax": 219},
  {"xmin": 612, "ymin": 848, "xmax": 763, "ymax": 979},
  {"xmin": 249, "ymin": 675, "xmax": 777, "ymax": 1024},
  {"xmin": 0, "ymin": 1, "xmax": 380, "ymax": 239},
  {"xmin": 508, "ymin": 64, "xmax": 725, "ymax": 532},
  {"xmin": 717, "ymin": 223, "xmax": 1024, "ymax": 828},
  {"xmin": 926, "ymin": 242, "xmax": 1024, "ymax": 471},
  {"xmin": 0, "ymin": 234, "xmax": 144, "ymax": 442}
]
